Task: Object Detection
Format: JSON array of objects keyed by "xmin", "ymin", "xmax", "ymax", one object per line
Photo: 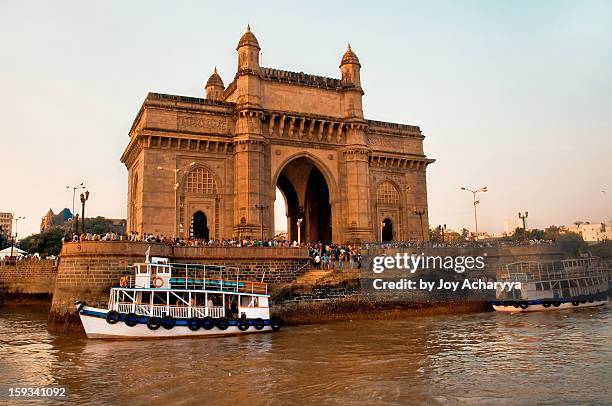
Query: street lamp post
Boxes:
[
  {"xmin": 80, "ymin": 191, "xmax": 89, "ymax": 234},
  {"xmin": 66, "ymin": 182, "xmax": 85, "ymax": 234},
  {"xmin": 438, "ymin": 224, "xmax": 447, "ymax": 242},
  {"xmin": 461, "ymin": 186, "xmax": 487, "ymax": 240},
  {"xmin": 157, "ymin": 162, "xmax": 195, "ymax": 239},
  {"xmin": 255, "ymin": 204, "xmax": 269, "ymax": 241},
  {"xmin": 518, "ymin": 211, "xmax": 529, "ymax": 241},
  {"xmin": 10, "ymin": 215, "xmax": 25, "ymax": 257},
  {"xmin": 414, "ymin": 208, "xmax": 425, "ymax": 242}
]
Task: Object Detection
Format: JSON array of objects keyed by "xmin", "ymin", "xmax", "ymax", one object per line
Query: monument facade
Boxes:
[{"xmin": 121, "ymin": 26, "xmax": 435, "ymax": 243}]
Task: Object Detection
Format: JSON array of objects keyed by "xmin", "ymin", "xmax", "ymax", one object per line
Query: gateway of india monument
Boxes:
[{"xmin": 121, "ymin": 26, "xmax": 435, "ymax": 243}]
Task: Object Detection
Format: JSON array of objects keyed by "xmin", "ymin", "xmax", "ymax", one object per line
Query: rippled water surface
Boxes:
[{"xmin": 0, "ymin": 304, "xmax": 610, "ymax": 405}]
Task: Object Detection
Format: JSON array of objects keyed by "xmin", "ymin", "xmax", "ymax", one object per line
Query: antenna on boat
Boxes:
[
  {"xmin": 145, "ymin": 246, "xmax": 151, "ymax": 263},
  {"xmin": 261, "ymin": 270, "xmax": 265, "ymax": 283}
]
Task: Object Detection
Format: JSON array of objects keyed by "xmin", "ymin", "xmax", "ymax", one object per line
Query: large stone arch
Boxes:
[{"xmin": 272, "ymin": 152, "xmax": 340, "ymax": 243}]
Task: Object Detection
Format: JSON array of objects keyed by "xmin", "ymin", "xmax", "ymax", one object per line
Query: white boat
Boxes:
[
  {"xmin": 491, "ymin": 258, "xmax": 611, "ymax": 313},
  {"xmin": 75, "ymin": 256, "xmax": 282, "ymax": 338}
]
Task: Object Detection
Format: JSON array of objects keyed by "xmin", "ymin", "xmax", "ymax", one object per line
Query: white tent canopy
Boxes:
[{"xmin": 0, "ymin": 246, "xmax": 27, "ymax": 259}]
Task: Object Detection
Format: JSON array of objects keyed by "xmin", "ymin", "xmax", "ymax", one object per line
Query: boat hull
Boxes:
[
  {"xmin": 492, "ymin": 299, "xmax": 608, "ymax": 313},
  {"xmin": 78, "ymin": 306, "xmax": 273, "ymax": 339}
]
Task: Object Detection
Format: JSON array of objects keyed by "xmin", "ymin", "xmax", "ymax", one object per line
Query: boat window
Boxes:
[
  {"xmin": 240, "ymin": 295, "xmax": 258, "ymax": 307},
  {"xmin": 535, "ymin": 283, "xmax": 542, "ymax": 291},
  {"xmin": 542, "ymin": 282, "xmax": 551, "ymax": 290},
  {"xmin": 560, "ymin": 280, "xmax": 569, "ymax": 288}
]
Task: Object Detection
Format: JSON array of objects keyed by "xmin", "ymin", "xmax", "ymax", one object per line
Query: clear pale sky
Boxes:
[{"xmin": 1, "ymin": 1, "xmax": 610, "ymax": 238}]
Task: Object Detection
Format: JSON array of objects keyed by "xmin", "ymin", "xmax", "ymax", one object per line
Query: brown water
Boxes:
[{"xmin": 0, "ymin": 305, "xmax": 610, "ymax": 405}]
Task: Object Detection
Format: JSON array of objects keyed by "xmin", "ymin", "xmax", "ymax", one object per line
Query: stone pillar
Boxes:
[
  {"xmin": 233, "ymin": 110, "xmax": 270, "ymax": 239},
  {"xmin": 342, "ymin": 122, "xmax": 373, "ymax": 242}
]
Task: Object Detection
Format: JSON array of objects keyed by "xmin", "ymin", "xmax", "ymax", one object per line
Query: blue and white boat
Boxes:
[
  {"xmin": 491, "ymin": 258, "xmax": 611, "ymax": 312},
  {"xmin": 75, "ymin": 256, "xmax": 282, "ymax": 338}
]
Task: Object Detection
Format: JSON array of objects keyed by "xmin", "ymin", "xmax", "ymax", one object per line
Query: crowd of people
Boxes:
[{"xmin": 60, "ymin": 231, "xmax": 559, "ymax": 270}]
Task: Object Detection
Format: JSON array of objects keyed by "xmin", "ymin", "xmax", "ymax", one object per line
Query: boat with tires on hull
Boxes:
[
  {"xmin": 75, "ymin": 256, "xmax": 282, "ymax": 338},
  {"xmin": 491, "ymin": 258, "xmax": 611, "ymax": 313}
]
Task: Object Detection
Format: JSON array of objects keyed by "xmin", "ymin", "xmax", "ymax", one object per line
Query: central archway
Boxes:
[
  {"xmin": 382, "ymin": 218, "xmax": 393, "ymax": 241},
  {"xmin": 275, "ymin": 156, "xmax": 332, "ymax": 243},
  {"xmin": 191, "ymin": 211, "xmax": 209, "ymax": 240}
]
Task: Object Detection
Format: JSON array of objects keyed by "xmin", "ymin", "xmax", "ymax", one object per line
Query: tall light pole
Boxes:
[
  {"xmin": 518, "ymin": 211, "xmax": 528, "ymax": 241},
  {"xmin": 438, "ymin": 224, "xmax": 447, "ymax": 242},
  {"xmin": 11, "ymin": 215, "xmax": 25, "ymax": 257},
  {"xmin": 80, "ymin": 191, "xmax": 90, "ymax": 234},
  {"xmin": 414, "ymin": 208, "xmax": 425, "ymax": 242},
  {"xmin": 255, "ymin": 204, "xmax": 269, "ymax": 241},
  {"xmin": 66, "ymin": 182, "xmax": 85, "ymax": 234},
  {"xmin": 461, "ymin": 186, "xmax": 487, "ymax": 240},
  {"xmin": 158, "ymin": 162, "xmax": 195, "ymax": 239}
]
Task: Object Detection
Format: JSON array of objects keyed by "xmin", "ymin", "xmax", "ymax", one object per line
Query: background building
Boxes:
[
  {"xmin": 565, "ymin": 221, "xmax": 612, "ymax": 243},
  {"xmin": 122, "ymin": 27, "xmax": 435, "ymax": 243},
  {"xmin": 0, "ymin": 212, "xmax": 13, "ymax": 239},
  {"xmin": 40, "ymin": 208, "xmax": 73, "ymax": 232}
]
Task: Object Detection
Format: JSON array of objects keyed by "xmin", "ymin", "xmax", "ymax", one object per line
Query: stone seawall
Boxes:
[
  {"xmin": 49, "ymin": 241, "xmax": 311, "ymax": 334},
  {"xmin": 0, "ymin": 260, "xmax": 58, "ymax": 299}
]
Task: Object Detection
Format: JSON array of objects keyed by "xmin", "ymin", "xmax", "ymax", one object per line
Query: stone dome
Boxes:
[
  {"xmin": 206, "ymin": 67, "xmax": 224, "ymax": 88},
  {"xmin": 340, "ymin": 44, "xmax": 360, "ymax": 67},
  {"xmin": 237, "ymin": 25, "xmax": 260, "ymax": 50}
]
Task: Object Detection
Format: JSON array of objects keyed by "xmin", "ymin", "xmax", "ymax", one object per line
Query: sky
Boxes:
[{"xmin": 1, "ymin": 1, "xmax": 610, "ymax": 238}]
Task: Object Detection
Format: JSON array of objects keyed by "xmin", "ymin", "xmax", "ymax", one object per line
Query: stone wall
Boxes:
[
  {"xmin": 49, "ymin": 241, "xmax": 310, "ymax": 334},
  {"xmin": 0, "ymin": 259, "xmax": 57, "ymax": 297}
]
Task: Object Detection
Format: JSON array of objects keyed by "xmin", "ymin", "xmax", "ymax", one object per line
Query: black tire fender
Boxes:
[
  {"xmin": 202, "ymin": 316, "xmax": 215, "ymax": 330},
  {"xmin": 238, "ymin": 318, "xmax": 250, "ymax": 331},
  {"xmin": 187, "ymin": 317, "xmax": 201, "ymax": 331},
  {"xmin": 253, "ymin": 318, "xmax": 265, "ymax": 330},
  {"xmin": 162, "ymin": 315, "xmax": 175, "ymax": 330},
  {"xmin": 106, "ymin": 310, "xmax": 120, "ymax": 325},
  {"xmin": 270, "ymin": 316, "xmax": 283, "ymax": 331},
  {"xmin": 125, "ymin": 312, "xmax": 139, "ymax": 327},
  {"xmin": 147, "ymin": 317, "xmax": 161, "ymax": 331},
  {"xmin": 216, "ymin": 317, "xmax": 229, "ymax": 330}
]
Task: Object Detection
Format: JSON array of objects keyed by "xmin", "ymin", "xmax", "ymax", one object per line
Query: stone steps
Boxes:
[{"xmin": 293, "ymin": 269, "xmax": 333, "ymax": 285}]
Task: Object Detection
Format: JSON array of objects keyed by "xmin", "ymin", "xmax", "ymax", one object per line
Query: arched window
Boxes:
[
  {"xmin": 377, "ymin": 181, "xmax": 400, "ymax": 205},
  {"xmin": 184, "ymin": 167, "xmax": 217, "ymax": 194}
]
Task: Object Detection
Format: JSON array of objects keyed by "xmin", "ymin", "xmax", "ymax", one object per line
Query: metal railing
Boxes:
[{"xmin": 116, "ymin": 302, "xmax": 225, "ymax": 318}]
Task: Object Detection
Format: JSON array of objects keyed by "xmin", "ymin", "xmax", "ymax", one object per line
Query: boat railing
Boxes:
[
  {"xmin": 116, "ymin": 302, "xmax": 225, "ymax": 318},
  {"xmin": 498, "ymin": 261, "xmax": 611, "ymax": 283},
  {"xmin": 120, "ymin": 275, "xmax": 267, "ymax": 294}
]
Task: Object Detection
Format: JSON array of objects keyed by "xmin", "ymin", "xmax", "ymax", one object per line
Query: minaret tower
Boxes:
[
  {"xmin": 205, "ymin": 67, "xmax": 224, "ymax": 101},
  {"xmin": 339, "ymin": 44, "xmax": 372, "ymax": 241},
  {"xmin": 233, "ymin": 25, "xmax": 269, "ymax": 238},
  {"xmin": 339, "ymin": 44, "xmax": 364, "ymax": 119},
  {"xmin": 235, "ymin": 24, "xmax": 262, "ymax": 107}
]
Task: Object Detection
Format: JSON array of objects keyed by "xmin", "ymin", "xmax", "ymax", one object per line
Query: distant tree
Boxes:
[
  {"xmin": 86, "ymin": 216, "xmax": 124, "ymax": 235},
  {"xmin": 529, "ymin": 229, "xmax": 545, "ymax": 240},
  {"xmin": 573, "ymin": 221, "xmax": 583, "ymax": 228},
  {"xmin": 445, "ymin": 231, "xmax": 461, "ymax": 242},
  {"xmin": 19, "ymin": 228, "xmax": 65, "ymax": 256},
  {"xmin": 429, "ymin": 227, "xmax": 443, "ymax": 242},
  {"xmin": 588, "ymin": 241, "xmax": 612, "ymax": 259},
  {"xmin": 460, "ymin": 228, "xmax": 470, "ymax": 241},
  {"xmin": 556, "ymin": 232, "xmax": 586, "ymax": 258},
  {"xmin": 544, "ymin": 226, "xmax": 561, "ymax": 241}
]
